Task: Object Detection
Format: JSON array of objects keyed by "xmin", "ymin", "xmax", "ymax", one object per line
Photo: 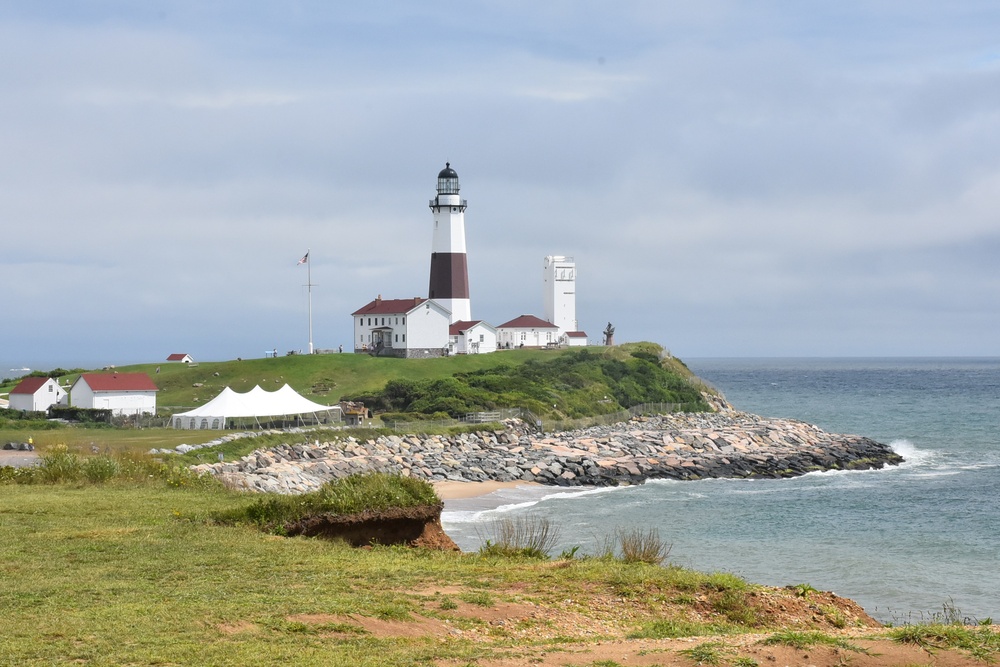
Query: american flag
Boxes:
[{"xmin": 297, "ymin": 251, "xmax": 309, "ymax": 265}]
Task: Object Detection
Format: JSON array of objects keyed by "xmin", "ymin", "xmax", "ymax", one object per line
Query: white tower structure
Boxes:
[
  {"xmin": 428, "ymin": 163, "xmax": 471, "ymax": 323},
  {"xmin": 543, "ymin": 255, "xmax": 577, "ymax": 334}
]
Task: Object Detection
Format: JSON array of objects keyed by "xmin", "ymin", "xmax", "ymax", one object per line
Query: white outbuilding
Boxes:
[
  {"xmin": 496, "ymin": 315, "xmax": 560, "ymax": 349},
  {"xmin": 352, "ymin": 296, "xmax": 451, "ymax": 358},
  {"xmin": 70, "ymin": 373, "xmax": 159, "ymax": 416},
  {"xmin": 449, "ymin": 320, "xmax": 498, "ymax": 354},
  {"xmin": 8, "ymin": 377, "xmax": 67, "ymax": 412}
]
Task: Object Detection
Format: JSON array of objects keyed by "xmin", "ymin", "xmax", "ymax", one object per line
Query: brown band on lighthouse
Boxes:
[{"xmin": 428, "ymin": 252, "xmax": 470, "ymax": 299}]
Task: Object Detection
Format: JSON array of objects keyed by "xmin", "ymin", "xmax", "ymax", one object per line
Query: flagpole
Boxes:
[{"xmin": 306, "ymin": 248, "xmax": 314, "ymax": 354}]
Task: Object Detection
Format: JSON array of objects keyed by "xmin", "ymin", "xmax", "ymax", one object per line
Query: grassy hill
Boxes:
[{"xmin": 2, "ymin": 343, "xmax": 709, "ymax": 418}]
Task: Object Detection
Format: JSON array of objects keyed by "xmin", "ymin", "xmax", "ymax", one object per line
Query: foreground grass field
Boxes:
[{"xmin": 4, "ymin": 453, "xmax": 999, "ymax": 666}]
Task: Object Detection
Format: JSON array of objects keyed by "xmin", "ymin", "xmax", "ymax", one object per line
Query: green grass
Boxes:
[
  {"xmin": 0, "ymin": 470, "xmax": 787, "ymax": 666},
  {"xmin": 210, "ymin": 473, "xmax": 440, "ymax": 530},
  {"xmin": 759, "ymin": 630, "xmax": 868, "ymax": 654},
  {"xmin": 628, "ymin": 619, "xmax": 744, "ymax": 639},
  {"xmin": 889, "ymin": 623, "xmax": 1000, "ymax": 662}
]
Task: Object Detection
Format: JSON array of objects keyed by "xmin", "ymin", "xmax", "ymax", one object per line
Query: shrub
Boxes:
[
  {"xmin": 36, "ymin": 445, "xmax": 84, "ymax": 483},
  {"xmin": 81, "ymin": 456, "xmax": 121, "ymax": 483},
  {"xmin": 477, "ymin": 515, "xmax": 560, "ymax": 559},
  {"xmin": 616, "ymin": 527, "xmax": 671, "ymax": 565}
]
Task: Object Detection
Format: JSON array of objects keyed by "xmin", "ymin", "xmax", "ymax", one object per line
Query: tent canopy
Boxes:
[{"xmin": 172, "ymin": 384, "xmax": 340, "ymax": 429}]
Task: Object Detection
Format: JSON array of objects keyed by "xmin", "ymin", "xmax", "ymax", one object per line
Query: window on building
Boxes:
[
  {"xmin": 479, "ymin": 334, "xmax": 484, "ymax": 342},
  {"xmin": 402, "ymin": 334, "xmax": 406, "ymax": 342},
  {"xmin": 395, "ymin": 334, "xmax": 398, "ymax": 342},
  {"xmin": 402, "ymin": 317, "xmax": 405, "ymax": 324}
]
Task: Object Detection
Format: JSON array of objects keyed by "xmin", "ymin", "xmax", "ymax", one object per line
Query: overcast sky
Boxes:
[{"xmin": 3, "ymin": 2, "xmax": 1000, "ymax": 370}]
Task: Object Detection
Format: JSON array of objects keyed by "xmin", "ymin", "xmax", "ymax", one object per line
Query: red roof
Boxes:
[
  {"xmin": 352, "ymin": 297, "xmax": 426, "ymax": 316},
  {"xmin": 497, "ymin": 314, "xmax": 558, "ymax": 329},
  {"xmin": 449, "ymin": 320, "xmax": 482, "ymax": 335},
  {"xmin": 78, "ymin": 373, "xmax": 159, "ymax": 392},
  {"xmin": 10, "ymin": 377, "xmax": 50, "ymax": 395},
  {"xmin": 166, "ymin": 353, "xmax": 190, "ymax": 361},
  {"xmin": 565, "ymin": 331, "xmax": 588, "ymax": 338}
]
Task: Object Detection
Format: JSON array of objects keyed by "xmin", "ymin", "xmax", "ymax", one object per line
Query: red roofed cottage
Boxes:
[
  {"xmin": 166, "ymin": 353, "xmax": 194, "ymax": 364},
  {"xmin": 70, "ymin": 373, "xmax": 159, "ymax": 416},
  {"xmin": 9, "ymin": 377, "xmax": 68, "ymax": 412}
]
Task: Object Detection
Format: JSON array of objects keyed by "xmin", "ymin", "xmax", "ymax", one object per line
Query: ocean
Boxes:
[{"xmin": 441, "ymin": 357, "xmax": 1000, "ymax": 623}]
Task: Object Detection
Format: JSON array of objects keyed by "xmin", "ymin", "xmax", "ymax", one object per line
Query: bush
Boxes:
[
  {"xmin": 36, "ymin": 446, "xmax": 84, "ymax": 483},
  {"xmin": 616, "ymin": 527, "xmax": 671, "ymax": 565},
  {"xmin": 477, "ymin": 515, "xmax": 560, "ymax": 559},
  {"xmin": 81, "ymin": 456, "xmax": 122, "ymax": 483}
]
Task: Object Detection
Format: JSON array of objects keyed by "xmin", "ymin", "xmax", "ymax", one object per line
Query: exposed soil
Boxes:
[
  {"xmin": 258, "ymin": 577, "xmax": 995, "ymax": 666},
  {"xmin": 283, "ymin": 504, "xmax": 459, "ymax": 550},
  {"xmin": 267, "ymin": 507, "xmax": 994, "ymax": 664}
]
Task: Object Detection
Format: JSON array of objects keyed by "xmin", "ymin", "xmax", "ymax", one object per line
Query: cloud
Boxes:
[{"xmin": 2, "ymin": 2, "xmax": 1000, "ymax": 369}]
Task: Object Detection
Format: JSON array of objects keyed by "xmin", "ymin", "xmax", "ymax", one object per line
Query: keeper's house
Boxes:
[
  {"xmin": 70, "ymin": 373, "xmax": 159, "ymax": 416},
  {"xmin": 8, "ymin": 377, "xmax": 67, "ymax": 412},
  {"xmin": 496, "ymin": 314, "xmax": 560, "ymax": 349},
  {"xmin": 352, "ymin": 296, "xmax": 451, "ymax": 358}
]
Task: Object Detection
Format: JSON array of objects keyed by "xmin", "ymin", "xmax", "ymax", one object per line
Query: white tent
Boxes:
[{"xmin": 171, "ymin": 384, "xmax": 341, "ymax": 430}]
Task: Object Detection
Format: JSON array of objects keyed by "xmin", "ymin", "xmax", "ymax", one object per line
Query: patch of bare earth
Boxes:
[{"xmin": 280, "ymin": 580, "xmax": 991, "ymax": 666}]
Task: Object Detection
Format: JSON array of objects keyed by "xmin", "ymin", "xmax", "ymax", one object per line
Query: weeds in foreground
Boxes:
[
  {"xmin": 791, "ymin": 582, "xmax": 818, "ymax": 598},
  {"xmin": 890, "ymin": 623, "xmax": 1000, "ymax": 662},
  {"xmin": 679, "ymin": 641, "xmax": 728, "ymax": 665},
  {"xmin": 477, "ymin": 515, "xmax": 560, "ymax": 559},
  {"xmin": 0, "ymin": 445, "xmax": 217, "ymax": 489},
  {"xmin": 617, "ymin": 526, "xmax": 671, "ymax": 565},
  {"xmin": 712, "ymin": 589, "xmax": 761, "ymax": 626},
  {"xmin": 760, "ymin": 630, "xmax": 869, "ymax": 654},
  {"xmin": 628, "ymin": 619, "xmax": 743, "ymax": 639}
]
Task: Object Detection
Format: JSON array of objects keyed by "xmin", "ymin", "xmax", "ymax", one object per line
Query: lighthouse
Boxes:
[{"xmin": 428, "ymin": 163, "xmax": 471, "ymax": 323}]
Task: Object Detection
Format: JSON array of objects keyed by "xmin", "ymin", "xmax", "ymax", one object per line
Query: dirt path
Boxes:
[{"xmin": 0, "ymin": 449, "xmax": 39, "ymax": 467}]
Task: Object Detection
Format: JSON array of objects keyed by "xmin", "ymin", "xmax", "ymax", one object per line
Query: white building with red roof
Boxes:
[
  {"xmin": 562, "ymin": 330, "xmax": 589, "ymax": 347},
  {"xmin": 70, "ymin": 373, "xmax": 159, "ymax": 416},
  {"xmin": 351, "ymin": 296, "xmax": 451, "ymax": 358},
  {"xmin": 496, "ymin": 315, "xmax": 560, "ymax": 349},
  {"xmin": 449, "ymin": 320, "xmax": 497, "ymax": 355},
  {"xmin": 8, "ymin": 377, "xmax": 67, "ymax": 412},
  {"xmin": 166, "ymin": 353, "xmax": 194, "ymax": 364}
]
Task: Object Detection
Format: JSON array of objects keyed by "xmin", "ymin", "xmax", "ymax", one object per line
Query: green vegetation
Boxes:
[
  {"xmin": 0, "ymin": 445, "xmax": 219, "ymax": 488},
  {"xmin": 628, "ymin": 620, "xmax": 744, "ymax": 639},
  {"xmin": 615, "ymin": 526, "xmax": 671, "ymax": 565},
  {"xmin": 477, "ymin": 515, "xmax": 561, "ymax": 559},
  {"xmin": 346, "ymin": 345, "xmax": 709, "ymax": 419},
  {"xmin": 210, "ymin": 473, "xmax": 440, "ymax": 532},
  {"xmin": 678, "ymin": 641, "xmax": 729, "ymax": 665},
  {"xmin": 2, "ymin": 342, "xmax": 714, "ymax": 458},
  {"xmin": 890, "ymin": 623, "xmax": 1000, "ymax": 662},
  {"xmin": 759, "ymin": 630, "xmax": 868, "ymax": 653}
]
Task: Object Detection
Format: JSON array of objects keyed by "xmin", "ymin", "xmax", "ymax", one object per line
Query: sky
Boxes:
[{"xmin": 3, "ymin": 1, "xmax": 1000, "ymax": 371}]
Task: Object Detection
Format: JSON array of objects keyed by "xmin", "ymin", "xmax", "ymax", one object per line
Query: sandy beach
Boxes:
[{"xmin": 433, "ymin": 479, "xmax": 542, "ymax": 500}]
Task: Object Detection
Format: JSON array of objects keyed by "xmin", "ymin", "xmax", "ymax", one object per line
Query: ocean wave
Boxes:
[{"xmin": 889, "ymin": 438, "xmax": 938, "ymax": 467}]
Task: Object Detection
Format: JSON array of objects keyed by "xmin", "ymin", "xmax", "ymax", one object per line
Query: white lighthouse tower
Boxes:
[
  {"xmin": 543, "ymin": 255, "xmax": 577, "ymax": 335},
  {"xmin": 428, "ymin": 163, "xmax": 471, "ymax": 323}
]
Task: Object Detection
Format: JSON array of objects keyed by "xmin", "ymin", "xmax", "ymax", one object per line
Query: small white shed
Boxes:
[
  {"xmin": 8, "ymin": 377, "xmax": 67, "ymax": 412},
  {"xmin": 449, "ymin": 320, "xmax": 498, "ymax": 354}
]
